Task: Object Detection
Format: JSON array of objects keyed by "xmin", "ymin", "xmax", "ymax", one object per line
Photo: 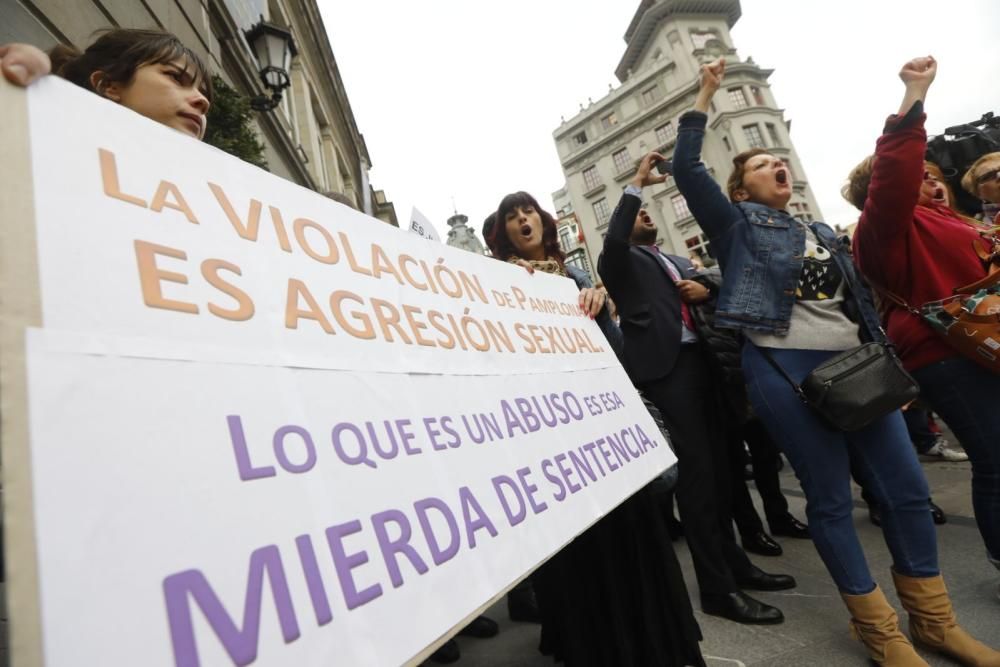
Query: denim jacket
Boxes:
[{"xmin": 673, "ymin": 111, "xmax": 883, "ymax": 342}]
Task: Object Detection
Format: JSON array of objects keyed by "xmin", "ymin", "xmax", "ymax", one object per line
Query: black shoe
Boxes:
[
  {"xmin": 769, "ymin": 514, "xmax": 810, "ymax": 539},
  {"xmin": 869, "ymin": 505, "xmax": 882, "ymax": 527},
  {"xmin": 735, "ymin": 564, "xmax": 796, "ymax": 591},
  {"xmin": 458, "ymin": 615, "xmax": 499, "ymax": 639},
  {"xmin": 507, "ymin": 590, "xmax": 541, "ymax": 623},
  {"xmin": 742, "ymin": 531, "xmax": 783, "ymax": 557},
  {"xmin": 429, "ymin": 639, "xmax": 460, "ymax": 664},
  {"xmin": 701, "ymin": 591, "xmax": 784, "ymax": 625},
  {"xmin": 929, "ymin": 499, "xmax": 947, "ymax": 525}
]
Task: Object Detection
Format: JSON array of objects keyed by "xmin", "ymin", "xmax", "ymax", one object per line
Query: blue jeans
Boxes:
[
  {"xmin": 743, "ymin": 344, "xmax": 939, "ymax": 594},
  {"xmin": 913, "ymin": 357, "xmax": 1000, "ymax": 563}
]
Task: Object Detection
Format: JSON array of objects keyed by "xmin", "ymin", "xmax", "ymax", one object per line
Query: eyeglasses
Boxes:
[{"xmin": 975, "ymin": 167, "xmax": 1000, "ymax": 186}]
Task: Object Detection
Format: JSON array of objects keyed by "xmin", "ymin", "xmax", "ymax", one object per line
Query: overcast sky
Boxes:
[{"xmin": 321, "ymin": 1, "xmax": 999, "ymax": 241}]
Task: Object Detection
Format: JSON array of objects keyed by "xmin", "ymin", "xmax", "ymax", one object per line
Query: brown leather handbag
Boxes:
[{"xmin": 884, "ymin": 265, "xmax": 1000, "ymax": 374}]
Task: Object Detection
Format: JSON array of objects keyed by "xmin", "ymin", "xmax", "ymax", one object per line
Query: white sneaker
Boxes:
[{"xmin": 919, "ymin": 438, "xmax": 969, "ymax": 462}]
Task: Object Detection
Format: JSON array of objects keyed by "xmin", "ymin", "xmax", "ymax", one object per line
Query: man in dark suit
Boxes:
[{"xmin": 599, "ymin": 152, "xmax": 795, "ymax": 624}]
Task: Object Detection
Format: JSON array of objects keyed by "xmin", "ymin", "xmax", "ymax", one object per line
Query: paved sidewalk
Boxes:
[{"xmin": 450, "ymin": 459, "xmax": 999, "ymax": 666}]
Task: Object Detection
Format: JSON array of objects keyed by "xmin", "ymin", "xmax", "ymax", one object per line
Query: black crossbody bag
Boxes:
[
  {"xmin": 757, "ymin": 342, "xmax": 918, "ymax": 432},
  {"xmin": 755, "ymin": 226, "xmax": 919, "ymax": 432}
]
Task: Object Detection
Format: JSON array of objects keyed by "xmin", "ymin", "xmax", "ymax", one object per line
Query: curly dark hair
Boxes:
[{"xmin": 491, "ymin": 191, "xmax": 565, "ymax": 264}]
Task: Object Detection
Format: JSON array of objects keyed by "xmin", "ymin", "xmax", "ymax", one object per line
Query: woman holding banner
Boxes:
[
  {"xmin": 488, "ymin": 191, "xmax": 705, "ymax": 667},
  {"xmin": 1, "ymin": 29, "xmax": 211, "ymax": 139}
]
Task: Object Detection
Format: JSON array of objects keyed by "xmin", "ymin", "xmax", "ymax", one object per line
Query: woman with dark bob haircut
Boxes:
[
  {"xmin": 2, "ymin": 28, "xmax": 212, "ymax": 140},
  {"xmin": 491, "ymin": 192, "xmax": 564, "ymax": 262},
  {"xmin": 490, "ymin": 191, "xmax": 706, "ymax": 667}
]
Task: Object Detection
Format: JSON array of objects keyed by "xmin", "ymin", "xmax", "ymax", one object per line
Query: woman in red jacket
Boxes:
[{"xmin": 849, "ymin": 57, "xmax": 1000, "ymax": 631}]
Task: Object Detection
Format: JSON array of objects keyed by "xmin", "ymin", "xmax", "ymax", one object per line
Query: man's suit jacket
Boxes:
[{"xmin": 598, "ymin": 191, "xmax": 697, "ymax": 384}]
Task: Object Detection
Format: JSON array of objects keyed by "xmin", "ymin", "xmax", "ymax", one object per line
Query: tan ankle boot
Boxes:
[
  {"xmin": 841, "ymin": 586, "xmax": 928, "ymax": 666},
  {"xmin": 892, "ymin": 571, "xmax": 1000, "ymax": 667}
]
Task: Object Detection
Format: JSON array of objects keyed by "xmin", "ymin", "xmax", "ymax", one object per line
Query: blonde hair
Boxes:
[
  {"xmin": 842, "ymin": 158, "xmax": 957, "ymax": 212},
  {"xmin": 842, "ymin": 155, "xmax": 876, "ymax": 211},
  {"xmin": 961, "ymin": 152, "xmax": 1000, "ymax": 196}
]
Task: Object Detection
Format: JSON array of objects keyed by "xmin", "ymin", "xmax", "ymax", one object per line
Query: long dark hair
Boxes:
[
  {"xmin": 491, "ymin": 191, "xmax": 565, "ymax": 264},
  {"xmin": 50, "ymin": 28, "xmax": 213, "ymax": 102}
]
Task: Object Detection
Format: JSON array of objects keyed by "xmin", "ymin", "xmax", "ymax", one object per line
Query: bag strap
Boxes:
[
  {"xmin": 870, "ymin": 283, "xmax": 923, "ymax": 317},
  {"xmin": 955, "ymin": 265, "xmax": 1000, "ymax": 294},
  {"xmin": 754, "ymin": 345, "xmax": 810, "ymax": 404},
  {"xmin": 808, "ymin": 222, "xmax": 892, "ymax": 344}
]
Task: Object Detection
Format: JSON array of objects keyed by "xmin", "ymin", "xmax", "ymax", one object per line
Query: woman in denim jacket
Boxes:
[{"xmin": 673, "ymin": 58, "xmax": 998, "ymax": 667}]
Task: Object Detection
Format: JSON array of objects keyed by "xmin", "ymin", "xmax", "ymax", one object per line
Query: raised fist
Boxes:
[
  {"xmin": 898, "ymin": 56, "xmax": 936, "ymax": 87},
  {"xmin": 700, "ymin": 58, "xmax": 726, "ymax": 91}
]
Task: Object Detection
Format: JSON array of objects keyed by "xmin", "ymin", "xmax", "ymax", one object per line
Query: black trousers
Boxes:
[
  {"xmin": 640, "ymin": 345, "xmax": 753, "ymax": 596},
  {"xmin": 729, "ymin": 418, "xmax": 791, "ymax": 537}
]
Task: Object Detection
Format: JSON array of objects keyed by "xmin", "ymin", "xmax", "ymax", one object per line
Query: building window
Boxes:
[
  {"xmin": 685, "ymin": 233, "xmax": 713, "ymax": 263},
  {"xmin": 766, "ymin": 122, "xmax": 782, "ymax": 147},
  {"xmin": 573, "ymin": 131, "xmax": 588, "ymax": 146},
  {"xmin": 642, "ymin": 86, "xmax": 661, "ymax": 106},
  {"xmin": 559, "ymin": 226, "xmax": 573, "ymax": 251},
  {"xmin": 690, "ymin": 30, "xmax": 717, "ymax": 50},
  {"xmin": 601, "ymin": 113, "xmax": 618, "ymax": 130},
  {"xmin": 671, "ymin": 194, "xmax": 692, "ymax": 220},
  {"xmin": 722, "ymin": 136, "xmax": 732, "ymax": 152},
  {"xmin": 612, "ymin": 147, "xmax": 633, "ymax": 174},
  {"xmin": 593, "ymin": 198, "xmax": 611, "ymax": 225},
  {"xmin": 750, "ymin": 86, "xmax": 766, "ymax": 105},
  {"xmin": 583, "ymin": 165, "xmax": 601, "ymax": 191},
  {"xmin": 743, "ymin": 124, "xmax": 765, "ymax": 148},
  {"xmin": 727, "ymin": 87, "xmax": 748, "ymax": 109},
  {"xmin": 655, "ymin": 121, "xmax": 676, "ymax": 145}
]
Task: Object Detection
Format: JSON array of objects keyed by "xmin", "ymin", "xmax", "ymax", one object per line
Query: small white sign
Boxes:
[{"xmin": 408, "ymin": 206, "xmax": 441, "ymax": 242}]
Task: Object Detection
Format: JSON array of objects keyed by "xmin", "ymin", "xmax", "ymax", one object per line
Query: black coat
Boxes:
[
  {"xmin": 690, "ymin": 267, "xmax": 751, "ymax": 423},
  {"xmin": 597, "ymin": 192, "xmax": 697, "ymax": 384}
]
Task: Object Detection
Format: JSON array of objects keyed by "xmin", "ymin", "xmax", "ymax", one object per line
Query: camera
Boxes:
[{"xmin": 925, "ymin": 111, "xmax": 1000, "ymax": 215}]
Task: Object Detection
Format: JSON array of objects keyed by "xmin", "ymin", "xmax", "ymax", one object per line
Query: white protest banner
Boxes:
[
  {"xmin": 0, "ymin": 76, "xmax": 675, "ymax": 667},
  {"xmin": 408, "ymin": 206, "xmax": 441, "ymax": 242}
]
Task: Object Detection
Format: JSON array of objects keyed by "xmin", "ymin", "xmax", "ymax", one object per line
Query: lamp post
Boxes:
[{"xmin": 244, "ymin": 17, "xmax": 297, "ymax": 112}]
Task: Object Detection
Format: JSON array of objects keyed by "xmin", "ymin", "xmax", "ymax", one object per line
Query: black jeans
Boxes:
[
  {"xmin": 729, "ymin": 419, "xmax": 791, "ymax": 537},
  {"xmin": 640, "ymin": 345, "xmax": 754, "ymax": 596},
  {"xmin": 902, "ymin": 406, "xmax": 938, "ymax": 455},
  {"xmin": 913, "ymin": 357, "xmax": 1000, "ymax": 563}
]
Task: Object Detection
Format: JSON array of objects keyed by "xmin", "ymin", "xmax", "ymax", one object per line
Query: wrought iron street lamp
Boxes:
[{"xmin": 244, "ymin": 17, "xmax": 297, "ymax": 112}]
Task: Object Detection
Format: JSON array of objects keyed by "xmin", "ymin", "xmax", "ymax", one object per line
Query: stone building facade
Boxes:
[
  {"xmin": 552, "ymin": 0, "xmax": 821, "ymax": 269},
  {"xmin": 1, "ymin": 0, "xmax": 397, "ymax": 225}
]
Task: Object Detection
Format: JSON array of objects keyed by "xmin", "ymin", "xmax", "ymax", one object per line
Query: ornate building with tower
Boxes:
[
  {"xmin": 552, "ymin": 0, "xmax": 821, "ymax": 274},
  {"xmin": 444, "ymin": 212, "xmax": 486, "ymax": 255}
]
